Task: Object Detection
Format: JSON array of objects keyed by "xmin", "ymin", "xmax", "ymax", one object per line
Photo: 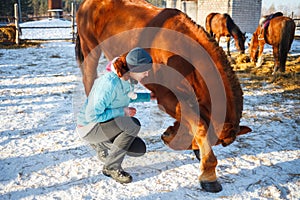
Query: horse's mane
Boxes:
[
  {"xmin": 176, "ymin": 11, "xmax": 244, "ymax": 122},
  {"xmin": 223, "ymin": 13, "xmax": 243, "ymax": 37}
]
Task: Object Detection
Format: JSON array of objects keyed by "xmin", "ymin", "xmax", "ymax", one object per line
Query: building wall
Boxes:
[
  {"xmin": 230, "ymin": 0, "xmax": 262, "ymax": 33},
  {"xmin": 197, "ymin": 0, "xmax": 232, "ymax": 27},
  {"xmin": 166, "ymin": 0, "xmax": 262, "ymax": 33},
  {"xmin": 182, "ymin": 1, "xmax": 198, "ymax": 22},
  {"xmin": 166, "ymin": 0, "xmax": 198, "ymax": 22}
]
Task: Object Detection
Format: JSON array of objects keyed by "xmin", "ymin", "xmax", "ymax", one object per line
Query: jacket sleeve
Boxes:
[
  {"xmin": 130, "ymin": 92, "xmax": 151, "ymax": 103},
  {"xmin": 85, "ymin": 79, "xmax": 125, "ymax": 123}
]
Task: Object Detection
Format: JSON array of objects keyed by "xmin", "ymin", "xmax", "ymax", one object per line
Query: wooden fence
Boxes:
[{"xmin": 6, "ymin": 3, "xmax": 77, "ymax": 44}]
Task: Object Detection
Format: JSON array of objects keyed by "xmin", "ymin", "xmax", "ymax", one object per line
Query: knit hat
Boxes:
[{"xmin": 126, "ymin": 47, "xmax": 153, "ymax": 72}]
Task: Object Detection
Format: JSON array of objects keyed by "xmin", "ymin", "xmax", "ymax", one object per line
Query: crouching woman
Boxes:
[{"xmin": 76, "ymin": 47, "xmax": 154, "ymax": 184}]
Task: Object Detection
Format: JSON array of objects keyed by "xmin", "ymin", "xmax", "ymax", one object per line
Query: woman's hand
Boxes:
[{"xmin": 124, "ymin": 107, "xmax": 137, "ymax": 117}]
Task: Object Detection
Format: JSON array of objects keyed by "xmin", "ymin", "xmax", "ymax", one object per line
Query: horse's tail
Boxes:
[
  {"xmin": 279, "ymin": 19, "xmax": 295, "ymax": 72},
  {"xmin": 75, "ymin": 33, "xmax": 84, "ymax": 66}
]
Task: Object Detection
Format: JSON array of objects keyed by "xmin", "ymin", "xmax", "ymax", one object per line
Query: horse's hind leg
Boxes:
[
  {"xmin": 81, "ymin": 44, "xmax": 102, "ymax": 95},
  {"xmin": 272, "ymin": 46, "xmax": 281, "ymax": 74}
]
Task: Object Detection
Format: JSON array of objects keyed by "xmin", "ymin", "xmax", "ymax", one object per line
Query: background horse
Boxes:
[
  {"xmin": 205, "ymin": 13, "xmax": 246, "ymax": 56},
  {"xmin": 248, "ymin": 15, "xmax": 295, "ymax": 74},
  {"xmin": 76, "ymin": 0, "xmax": 251, "ymax": 193}
]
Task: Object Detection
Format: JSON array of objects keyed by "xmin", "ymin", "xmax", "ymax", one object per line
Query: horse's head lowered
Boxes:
[
  {"xmin": 235, "ymin": 32, "xmax": 246, "ymax": 54},
  {"xmin": 248, "ymin": 29, "xmax": 260, "ymax": 62}
]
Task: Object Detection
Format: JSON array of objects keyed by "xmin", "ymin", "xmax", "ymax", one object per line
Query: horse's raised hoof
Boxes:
[
  {"xmin": 200, "ymin": 180, "xmax": 222, "ymax": 193},
  {"xmin": 193, "ymin": 149, "xmax": 200, "ymax": 161}
]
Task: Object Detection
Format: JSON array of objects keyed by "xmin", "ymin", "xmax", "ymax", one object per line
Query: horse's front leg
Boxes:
[
  {"xmin": 175, "ymin": 100, "xmax": 221, "ymax": 192},
  {"xmin": 215, "ymin": 35, "xmax": 220, "ymax": 46},
  {"xmin": 226, "ymin": 36, "xmax": 231, "ymax": 57},
  {"xmin": 256, "ymin": 44, "xmax": 264, "ymax": 68},
  {"xmin": 193, "ymin": 124, "xmax": 222, "ymax": 193}
]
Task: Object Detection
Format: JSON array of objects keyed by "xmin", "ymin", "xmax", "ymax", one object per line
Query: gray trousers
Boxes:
[{"xmin": 83, "ymin": 116, "xmax": 146, "ymax": 169}]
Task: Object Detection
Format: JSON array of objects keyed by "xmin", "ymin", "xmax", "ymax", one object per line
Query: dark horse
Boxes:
[
  {"xmin": 205, "ymin": 13, "xmax": 246, "ymax": 56},
  {"xmin": 249, "ymin": 14, "xmax": 295, "ymax": 74},
  {"xmin": 76, "ymin": 0, "xmax": 251, "ymax": 193}
]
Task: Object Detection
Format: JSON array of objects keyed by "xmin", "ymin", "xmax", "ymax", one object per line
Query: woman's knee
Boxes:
[{"xmin": 116, "ymin": 116, "xmax": 141, "ymax": 136}]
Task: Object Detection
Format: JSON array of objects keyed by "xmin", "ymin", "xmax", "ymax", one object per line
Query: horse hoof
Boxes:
[{"xmin": 200, "ymin": 180, "xmax": 222, "ymax": 193}]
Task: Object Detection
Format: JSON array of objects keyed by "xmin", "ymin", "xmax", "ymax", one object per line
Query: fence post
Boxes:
[
  {"xmin": 71, "ymin": 2, "xmax": 76, "ymax": 43},
  {"xmin": 18, "ymin": 0, "xmax": 22, "ymax": 22},
  {"xmin": 14, "ymin": 3, "xmax": 20, "ymax": 45}
]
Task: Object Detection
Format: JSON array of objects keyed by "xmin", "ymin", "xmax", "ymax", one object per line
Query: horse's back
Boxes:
[
  {"xmin": 76, "ymin": 0, "xmax": 162, "ymax": 58},
  {"xmin": 270, "ymin": 16, "xmax": 295, "ymax": 28}
]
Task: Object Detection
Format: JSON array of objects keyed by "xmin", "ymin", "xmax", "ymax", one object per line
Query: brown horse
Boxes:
[
  {"xmin": 76, "ymin": 0, "xmax": 251, "ymax": 193},
  {"xmin": 205, "ymin": 13, "xmax": 246, "ymax": 56},
  {"xmin": 248, "ymin": 15, "xmax": 295, "ymax": 74}
]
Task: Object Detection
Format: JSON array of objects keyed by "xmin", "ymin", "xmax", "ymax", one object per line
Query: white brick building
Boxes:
[{"xmin": 166, "ymin": 0, "xmax": 262, "ymax": 33}]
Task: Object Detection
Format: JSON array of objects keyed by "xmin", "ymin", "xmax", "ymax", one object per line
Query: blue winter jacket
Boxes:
[{"xmin": 77, "ymin": 72, "xmax": 150, "ymax": 126}]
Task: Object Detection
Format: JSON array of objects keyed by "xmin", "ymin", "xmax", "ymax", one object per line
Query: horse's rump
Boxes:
[
  {"xmin": 205, "ymin": 12, "xmax": 218, "ymax": 36},
  {"xmin": 277, "ymin": 17, "xmax": 295, "ymax": 71}
]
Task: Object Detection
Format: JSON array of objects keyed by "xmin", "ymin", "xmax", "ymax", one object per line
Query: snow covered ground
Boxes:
[{"xmin": 0, "ymin": 19, "xmax": 299, "ymax": 199}]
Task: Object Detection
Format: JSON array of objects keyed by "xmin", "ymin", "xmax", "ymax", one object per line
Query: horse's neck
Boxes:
[
  {"xmin": 251, "ymin": 27, "xmax": 264, "ymax": 51},
  {"xmin": 257, "ymin": 27, "xmax": 266, "ymax": 42},
  {"xmin": 183, "ymin": 15, "xmax": 243, "ymax": 118},
  {"xmin": 230, "ymin": 25, "xmax": 242, "ymax": 38}
]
